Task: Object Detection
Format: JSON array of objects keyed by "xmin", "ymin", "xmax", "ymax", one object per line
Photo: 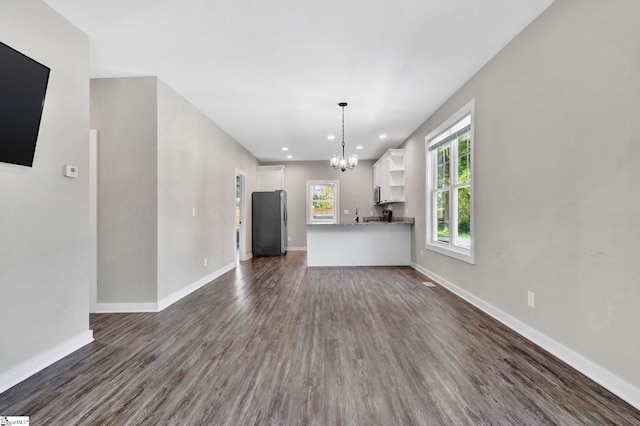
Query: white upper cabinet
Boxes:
[{"xmin": 373, "ymin": 149, "xmax": 405, "ymax": 204}]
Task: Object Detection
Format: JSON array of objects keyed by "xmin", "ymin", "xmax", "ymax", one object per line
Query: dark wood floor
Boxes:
[{"xmin": 1, "ymin": 251, "xmax": 639, "ymax": 425}]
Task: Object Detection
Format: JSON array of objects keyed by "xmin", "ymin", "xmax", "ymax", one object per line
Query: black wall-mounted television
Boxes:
[{"xmin": 0, "ymin": 41, "xmax": 50, "ymax": 167}]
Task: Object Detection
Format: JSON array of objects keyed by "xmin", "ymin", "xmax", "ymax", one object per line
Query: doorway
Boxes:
[{"xmin": 235, "ymin": 169, "xmax": 247, "ymax": 263}]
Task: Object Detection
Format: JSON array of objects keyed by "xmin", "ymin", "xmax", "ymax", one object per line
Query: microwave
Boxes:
[{"xmin": 373, "ymin": 186, "xmax": 380, "ymax": 204}]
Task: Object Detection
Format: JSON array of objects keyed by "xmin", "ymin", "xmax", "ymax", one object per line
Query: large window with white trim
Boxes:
[{"xmin": 425, "ymin": 100, "xmax": 475, "ymax": 263}]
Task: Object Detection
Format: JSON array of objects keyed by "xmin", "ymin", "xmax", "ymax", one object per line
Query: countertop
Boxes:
[{"xmin": 307, "ymin": 217, "xmax": 415, "ymax": 226}]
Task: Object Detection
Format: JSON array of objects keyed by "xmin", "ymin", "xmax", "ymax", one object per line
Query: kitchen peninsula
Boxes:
[{"xmin": 306, "ymin": 218, "xmax": 414, "ymax": 267}]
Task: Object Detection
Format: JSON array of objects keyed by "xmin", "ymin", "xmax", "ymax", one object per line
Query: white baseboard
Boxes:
[
  {"xmin": 94, "ymin": 302, "xmax": 159, "ymax": 313},
  {"xmin": 157, "ymin": 262, "xmax": 235, "ymax": 311},
  {"xmin": 0, "ymin": 330, "xmax": 94, "ymax": 394},
  {"xmin": 287, "ymin": 247, "xmax": 306, "ymax": 251},
  {"xmin": 410, "ymin": 262, "xmax": 640, "ymax": 411},
  {"xmin": 95, "ymin": 262, "xmax": 236, "ymax": 314}
]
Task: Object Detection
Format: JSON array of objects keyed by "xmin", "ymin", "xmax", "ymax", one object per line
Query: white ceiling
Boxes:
[{"xmin": 43, "ymin": 0, "xmax": 554, "ymax": 162}]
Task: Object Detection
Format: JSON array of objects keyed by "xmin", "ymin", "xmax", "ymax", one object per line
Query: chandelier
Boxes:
[{"xmin": 330, "ymin": 102, "xmax": 358, "ymax": 171}]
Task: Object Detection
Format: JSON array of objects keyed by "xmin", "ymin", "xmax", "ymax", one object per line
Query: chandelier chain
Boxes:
[{"xmin": 342, "ymin": 105, "xmax": 346, "ymax": 155}]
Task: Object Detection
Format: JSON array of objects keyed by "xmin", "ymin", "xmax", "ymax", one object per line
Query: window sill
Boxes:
[{"xmin": 425, "ymin": 242, "xmax": 475, "ymax": 264}]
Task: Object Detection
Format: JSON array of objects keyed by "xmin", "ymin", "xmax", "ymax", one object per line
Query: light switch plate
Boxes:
[{"xmin": 528, "ymin": 291, "xmax": 535, "ymax": 308}]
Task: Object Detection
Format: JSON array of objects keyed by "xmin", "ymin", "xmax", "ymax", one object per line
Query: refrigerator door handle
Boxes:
[{"xmin": 284, "ymin": 203, "xmax": 287, "ymax": 227}]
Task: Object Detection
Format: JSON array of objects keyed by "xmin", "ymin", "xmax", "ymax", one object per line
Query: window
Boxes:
[
  {"xmin": 306, "ymin": 180, "xmax": 339, "ymax": 224},
  {"xmin": 425, "ymin": 100, "xmax": 474, "ymax": 263}
]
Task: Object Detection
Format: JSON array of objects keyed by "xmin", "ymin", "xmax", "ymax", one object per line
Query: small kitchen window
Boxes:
[{"xmin": 306, "ymin": 180, "xmax": 339, "ymax": 224}]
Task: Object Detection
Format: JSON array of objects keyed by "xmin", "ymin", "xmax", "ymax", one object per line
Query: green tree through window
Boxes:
[{"xmin": 312, "ymin": 184, "xmax": 335, "ymax": 219}]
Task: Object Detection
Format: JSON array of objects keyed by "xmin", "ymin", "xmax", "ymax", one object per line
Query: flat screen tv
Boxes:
[{"xmin": 0, "ymin": 41, "xmax": 50, "ymax": 167}]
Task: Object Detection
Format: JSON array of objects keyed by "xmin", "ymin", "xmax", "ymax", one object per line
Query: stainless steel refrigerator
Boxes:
[{"xmin": 252, "ymin": 190, "xmax": 288, "ymax": 256}]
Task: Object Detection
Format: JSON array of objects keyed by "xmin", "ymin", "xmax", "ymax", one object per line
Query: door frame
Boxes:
[
  {"xmin": 89, "ymin": 129, "xmax": 98, "ymax": 312},
  {"xmin": 235, "ymin": 169, "xmax": 247, "ymax": 262}
]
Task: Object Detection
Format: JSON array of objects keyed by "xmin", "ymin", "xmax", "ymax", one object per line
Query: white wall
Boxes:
[
  {"xmin": 0, "ymin": 0, "xmax": 92, "ymax": 390},
  {"xmin": 402, "ymin": 0, "xmax": 640, "ymax": 404},
  {"xmin": 91, "ymin": 77, "xmax": 159, "ymax": 304},
  {"xmin": 157, "ymin": 79, "xmax": 259, "ymax": 301},
  {"xmin": 90, "ymin": 77, "xmax": 260, "ymax": 309}
]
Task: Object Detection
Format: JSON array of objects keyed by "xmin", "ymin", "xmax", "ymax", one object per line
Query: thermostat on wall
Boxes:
[{"xmin": 64, "ymin": 165, "xmax": 79, "ymax": 178}]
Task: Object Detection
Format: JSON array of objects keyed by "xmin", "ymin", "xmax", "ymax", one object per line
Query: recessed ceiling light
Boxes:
[
  {"xmin": 281, "ymin": 147, "xmax": 289, "ymax": 151},
  {"xmin": 286, "ymin": 155, "xmax": 293, "ymax": 159},
  {"xmin": 379, "ymin": 134, "xmax": 388, "ymax": 139},
  {"xmin": 356, "ymin": 145, "xmax": 363, "ymax": 150},
  {"xmin": 327, "ymin": 134, "xmax": 335, "ymax": 140}
]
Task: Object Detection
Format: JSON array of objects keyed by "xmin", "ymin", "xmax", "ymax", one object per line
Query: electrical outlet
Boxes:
[
  {"xmin": 204, "ymin": 257, "xmax": 207, "ymax": 266},
  {"xmin": 344, "ymin": 209, "xmax": 349, "ymax": 215},
  {"xmin": 288, "ymin": 236, "xmax": 291, "ymax": 242},
  {"xmin": 192, "ymin": 207, "xmax": 196, "ymax": 217},
  {"xmin": 527, "ymin": 291, "xmax": 535, "ymax": 308}
]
